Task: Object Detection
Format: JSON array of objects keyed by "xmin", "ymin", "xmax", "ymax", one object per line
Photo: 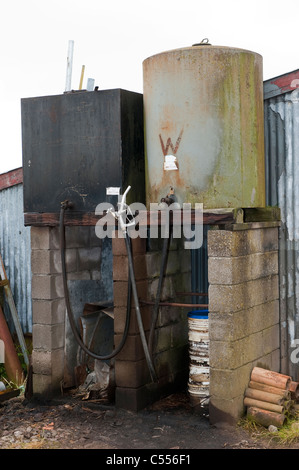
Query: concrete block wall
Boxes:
[
  {"xmin": 113, "ymin": 232, "xmax": 191, "ymax": 411},
  {"xmin": 31, "ymin": 225, "xmax": 105, "ymax": 397},
  {"xmin": 207, "ymin": 223, "xmax": 280, "ymax": 424}
]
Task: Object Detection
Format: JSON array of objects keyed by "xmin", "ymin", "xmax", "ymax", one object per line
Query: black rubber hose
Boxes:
[
  {"xmin": 124, "ymin": 231, "xmax": 158, "ymax": 383},
  {"xmin": 60, "ymin": 202, "xmax": 131, "ymax": 361},
  {"xmin": 148, "ymin": 225, "xmax": 172, "ymax": 357}
]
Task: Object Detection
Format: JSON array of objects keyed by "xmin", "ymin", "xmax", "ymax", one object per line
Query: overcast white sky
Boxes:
[{"xmin": 0, "ymin": 0, "xmax": 298, "ymax": 175}]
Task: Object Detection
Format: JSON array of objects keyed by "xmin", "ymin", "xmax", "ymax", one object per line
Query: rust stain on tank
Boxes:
[{"xmin": 143, "ymin": 45, "xmax": 265, "ymax": 209}]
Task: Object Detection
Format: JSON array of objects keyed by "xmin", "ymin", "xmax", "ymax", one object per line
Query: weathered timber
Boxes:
[
  {"xmin": 24, "ymin": 209, "xmax": 236, "ymax": 227},
  {"xmin": 247, "ymin": 406, "xmax": 286, "ymax": 428},
  {"xmin": 251, "ymin": 367, "xmax": 291, "ymax": 390},
  {"xmin": 243, "ymin": 207, "xmax": 281, "ymax": 223}
]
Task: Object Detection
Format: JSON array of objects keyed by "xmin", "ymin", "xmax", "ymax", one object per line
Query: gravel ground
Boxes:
[{"xmin": 0, "ymin": 390, "xmax": 295, "ymax": 454}]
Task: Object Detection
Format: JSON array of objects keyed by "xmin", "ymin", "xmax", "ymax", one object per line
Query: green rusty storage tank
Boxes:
[{"xmin": 142, "ymin": 43, "xmax": 265, "ymax": 209}]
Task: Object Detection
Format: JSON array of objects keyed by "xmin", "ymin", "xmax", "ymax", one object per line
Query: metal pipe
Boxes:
[
  {"xmin": 65, "ymin": 40, "xmax": 74, "ymax": 92},
  {"xmin": 141, "ymin": 300, "xmax": 209, "ymax": 308}
]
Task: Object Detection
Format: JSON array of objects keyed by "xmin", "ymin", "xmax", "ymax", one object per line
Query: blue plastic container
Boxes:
[{"xmin": 187, "ymin": 310, "xmax": 209, "ymax": 320}]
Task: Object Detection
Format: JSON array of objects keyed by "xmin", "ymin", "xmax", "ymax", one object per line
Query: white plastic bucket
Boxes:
[{"xmin": 187, "ymin": 310, "xmax": 209, "ymax": 407}]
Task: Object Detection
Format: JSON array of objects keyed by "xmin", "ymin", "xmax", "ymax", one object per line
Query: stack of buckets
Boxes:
[{"xmin": 187, "ymin": 309, "xmax": 209, "ymax": 407}]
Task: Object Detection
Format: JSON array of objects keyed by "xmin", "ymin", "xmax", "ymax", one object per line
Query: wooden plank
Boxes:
[
  {"xmin": 243, "ymin": 207, "xmax": 281, "ymax": 223},
  {"xmin": 24, "ymin": 209, "xmax": 236, "ymax": 227},
  {"xmin": 0, "ymin": 388, "xmax": 20, "ymax": 403}
]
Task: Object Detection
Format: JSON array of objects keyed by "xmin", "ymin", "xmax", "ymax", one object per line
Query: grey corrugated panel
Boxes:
[
  {"xmin": 264, "ymin": 82, "xmax": 299, "ymax": 377},
  {"xmin": 0, "ymin": 183, "xmax": 32, "ymax": 334}
]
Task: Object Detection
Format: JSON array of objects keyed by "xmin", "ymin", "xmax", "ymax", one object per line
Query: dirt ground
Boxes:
[{"xmin": 0, "ymin": 390, "xmax": 298, "ymax": 457}]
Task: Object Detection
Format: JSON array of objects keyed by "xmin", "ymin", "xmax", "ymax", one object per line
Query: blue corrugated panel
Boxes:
[{"xmin": 0, "ymin": 182, "xmax": 32, "ymax": 333}]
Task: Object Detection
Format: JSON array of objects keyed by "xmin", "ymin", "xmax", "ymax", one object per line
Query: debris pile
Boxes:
[{"xmin": 244, "ymin": 366, "xmax": 299, "ymax": 428}]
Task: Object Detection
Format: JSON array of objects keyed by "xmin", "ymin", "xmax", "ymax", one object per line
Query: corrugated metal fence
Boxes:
[
  {"xmin": 264, "ymin": 70, "xmax": 299, "ymax": 377},
  {"xmin": 0, "ymin": 169, "xmax": 32, "ymax": 334}
]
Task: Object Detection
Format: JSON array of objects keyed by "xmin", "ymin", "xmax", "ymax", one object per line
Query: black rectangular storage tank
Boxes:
[{"xmin": 21, "ymin": 89, "xmax": 145, "ymax": 215}]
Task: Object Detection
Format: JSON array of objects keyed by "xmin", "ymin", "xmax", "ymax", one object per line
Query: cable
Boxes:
[
  {"xmin": 148, "ymin": 224, "xmax": 172, "ymax": 357},
  {"xmin": 124, "ymin": 231, "xmax": 158, "ymax": 383},
  {"xmin": 59, "ymin": 201, "xmax": 131, "ymax": 361}
]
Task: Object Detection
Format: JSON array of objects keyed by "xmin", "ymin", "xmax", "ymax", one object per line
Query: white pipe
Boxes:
[{"xmin": 65, "ymin": 40, "xmax": 74, "ymax": 92}]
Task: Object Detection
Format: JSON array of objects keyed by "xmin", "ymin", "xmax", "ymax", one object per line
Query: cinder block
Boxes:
[
  {"xmin": 158, "ymin": 305, "xmax": 187, "ymax": 328},
  {"xmin": 148, "ymin": 276, "xmax": 176, "ymax": 301},
  {"xmin": 65, "ymin": 226, "xmax": 90, "ymax": 248},
  {"xmin": 53, "ymin": 249, "xmax": 77, "ymax": 274},
  {"xmin": 208, "ymin": 227, "xmax": 278, "ymax": 258},
  {"xmin": 31, "ymin": 226, "xmax": 51, "ymax": 250},
  {"xmin": 115, "ymin": 383, "xmax": 158, "ymax": 412},
  {"xmin": 32, "ymin": 373, "xmax": 61, "ymax": 398},
  {"xmin": 114, "ymin": 305, "xmax": 152, "ymax": 335},
  {"xmin": 32, "ymin": 323, "xmax": 65, "ymax": 350},
  {"xmin": 31, "ymin": 226, "xmax": 60, "ymax": 250},
  {"xmin": 145, "ymin": 251, "xmax": 182, "ymax": 279},
  {"xmin": 113, "ymin": 256, "xmax": 129, "ymax": 281},
  {"xmin": 270, "ymin": 348, "xmax": 281, "ymax": 372},
  {"xmin": 262, "ymin": 324, "xmax": 280, "ymax": 356},
  {"xmin": 209, "ymin": 275, "xmax": 279, "ymax": 313},
  {"xmin": 31, "ymin": 250, "xmax": 51, "ymax": 274},
  {"xmin": 78, "ymin": 247, "xmax": 101, "ymax": 271},
  {"xmin": 154, "ymin": 325, "xmax": 172, "ymax": 353},
  {"xmin": 209, "ymin": 395, "xmax": 245, "ymax": 424},
  {"xmin": 208, "ymin": 251, "xmax": 278, "ymax": 285},
  {"xmin": 171, "ymin": 320, "xmax": 188, "ymax": 348},
  {"xmin": 210, "ymin": 331, "xmax": 264, "ymax": 369},
  {"xmin": 32, "ymin": 348, "xmax": 64, "ymax": 378},
  {"xmin": 113, "ymin": 279, "xmax": 148, "ymax": 308},
  {"xmin": 32, "ymin": 350, "xmax": 52, "ymax": 375},
  {"xmin": 31, "ymin": 274, "xmax": 64, "ymax": 300},
  {"xmin": 114, "ymin": 358, "xmax": 151, "ymax": 388},
  {"xmin": 114, "ymin": 333, "xmax": 145, "ymax": 361},
  {"xmin": 90, "ymin": 227, "xmax": 103, "ymax": 248},
  {"xmin": 112, "ymin": 232, "xmax": 146, "ymax": 256},
  {"xmin": 32, "ymin": 373, "xmax": 53, "ymax": 396},
  {"xmin": 209, "ymin": 300, "xmax": 279, "ymax": 342},
  {"xmin": 32, "ymin": 299, "xmax": 66, "ymax": 325},
  {"xmin": 209, "ymin": 364, "xmax": 252, "ymax": 399}
]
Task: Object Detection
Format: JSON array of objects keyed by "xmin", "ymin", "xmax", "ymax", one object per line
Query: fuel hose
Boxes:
[{"xmin": 59, "ymin": 200, "xmax": 131, "ymax": 361}]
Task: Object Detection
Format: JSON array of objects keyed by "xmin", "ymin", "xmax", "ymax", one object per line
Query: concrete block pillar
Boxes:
[
  {"xmin": 112, "ymin": 232, "xmax": 191, "ymax": 411},
  {"xmin": 31, "ymin": 226, "xmax": 65, "ymax": 397},
  {"xmin": 30, "ymin": 225, "xmax": 107, "ymax": 397},
  {"xmin": 207, "ymin": 223, "xmax": 280, "ymax": 424}
]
